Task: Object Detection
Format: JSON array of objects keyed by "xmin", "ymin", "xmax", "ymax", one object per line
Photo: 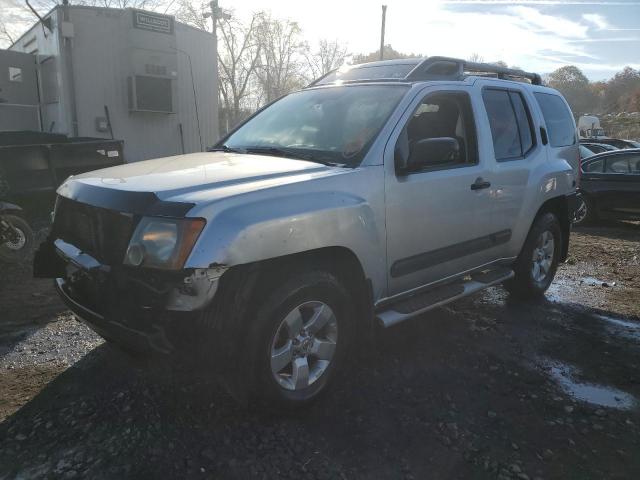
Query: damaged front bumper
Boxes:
[{"xmin": 36, "ymin": 237, "xmax": 227, "ymax": 355}]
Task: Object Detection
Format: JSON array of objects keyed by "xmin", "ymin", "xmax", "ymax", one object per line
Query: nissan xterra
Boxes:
[{"xmin": 35, "ymin": 57, "xmax": 580, "ymax": 407}]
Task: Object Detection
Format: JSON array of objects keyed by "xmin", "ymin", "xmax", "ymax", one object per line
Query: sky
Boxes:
[
  {"xmin": 2, "ymin": 0, "xmax": 639, "ymax": 81},
  {"xmin": 219, "ymin": 0, "xmax": 640, "ymax": 81}
]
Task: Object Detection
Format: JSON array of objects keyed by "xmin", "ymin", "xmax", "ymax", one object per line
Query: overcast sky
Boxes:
[
  {"xmin": 2, "ymin": 0, "xmax": 639, "ymax": 81},
  {"xmin": 221, "ymin": 0, "xmax": 640, "ymax": 81}
]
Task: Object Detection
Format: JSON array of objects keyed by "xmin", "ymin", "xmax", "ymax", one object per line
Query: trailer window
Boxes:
[{"xmin": 8, "ymin": 67, "xmax": 22, "ymax": 83}]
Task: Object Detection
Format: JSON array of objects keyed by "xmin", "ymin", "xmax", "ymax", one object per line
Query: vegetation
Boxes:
[{"xmin": 546, "ymin": 65, "xmax": 640, "ymax": 115}]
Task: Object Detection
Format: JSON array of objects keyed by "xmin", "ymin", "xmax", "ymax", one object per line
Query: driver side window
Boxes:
[{"xmin": 396, "ymin": 91, "xmax": 478, "ymax": 172}]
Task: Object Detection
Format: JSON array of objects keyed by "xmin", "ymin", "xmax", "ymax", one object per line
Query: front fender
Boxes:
[{"xmin": 186, "ymin": 191, "xmax": 384, "ymax": 289}]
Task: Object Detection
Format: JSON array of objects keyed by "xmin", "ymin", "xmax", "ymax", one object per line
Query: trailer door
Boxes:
[{"xmin": 0, "ymin": 50, "xmax": 40, "ymax": 131}]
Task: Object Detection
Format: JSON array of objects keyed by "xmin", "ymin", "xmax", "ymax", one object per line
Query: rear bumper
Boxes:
[{"xmin": 37, "ymin": 237, "xmax": 226, "ymax": 356}]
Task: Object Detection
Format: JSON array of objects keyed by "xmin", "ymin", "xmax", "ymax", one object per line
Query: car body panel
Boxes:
[{"xmin": 580, "ymin": 150, "xmax": 640, "ymax": 220}]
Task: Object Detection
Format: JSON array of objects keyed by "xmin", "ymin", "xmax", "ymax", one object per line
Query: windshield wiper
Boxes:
[
  {"xmin": 208, "ymin": 144, "xmax": 246, "ymax": 153},
  {"xmin": 243, "ymin": 146, "xmax": 344, "ymax": 167}
]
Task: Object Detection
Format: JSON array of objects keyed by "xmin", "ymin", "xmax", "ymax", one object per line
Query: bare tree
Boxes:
[
  {"xmin": 29, "ymin": 0, "xmax": 164, "ymax": 9},
  {"xmin": 175, "ymin": 4, "xmax": 263, "ymax": 131},
  {"xmin": 467, "ymin": 53, "xmax": 484, "ymax": 63},
  {"xmin": 254, "ymin": 13, "xmax": 306, "ymax": 103},
  {"xmin": 173, "ymin": 0, "xmax": 208, "ymax": 31},
  {"xmin": 0, "ymin": 18, "xmax": 15, "ymax": 46},
  {"xmin": 217, "ymin": 13, "xmax": 262, "ymax": 129},
  {"xmin": 304, "ymin": 39, "xmax": 348, "ymax": 82}
]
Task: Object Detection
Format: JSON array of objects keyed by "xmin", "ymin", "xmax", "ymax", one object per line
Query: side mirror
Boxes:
[{"xmin": 400, "ymin": 137, "xmax": 460, "ymax": 173}]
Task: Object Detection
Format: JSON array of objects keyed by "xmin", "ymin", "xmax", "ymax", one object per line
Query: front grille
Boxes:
[{"xmin": 53, "ymin": 196, "xmax": 136, "ymax": 265}]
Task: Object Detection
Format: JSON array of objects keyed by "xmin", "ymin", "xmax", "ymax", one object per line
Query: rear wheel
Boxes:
[
  {"xmin": 573, "ymin": 195, "xmax": 597, "ymax": 225},
  {"xmin": 246, "ymin": 270, "xmax": 354, "ymax": 409},
  {"xmin": 504, "ymin": 212, "xmax": 561, "ymax": 299}
]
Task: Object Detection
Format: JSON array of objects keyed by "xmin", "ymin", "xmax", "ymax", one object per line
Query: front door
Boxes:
[{"xmin": 384, "ymin": 87, "xmax": 495, "ymax": 296}]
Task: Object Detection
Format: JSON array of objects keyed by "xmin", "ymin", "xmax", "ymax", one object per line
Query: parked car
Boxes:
[
  {"xmin": 580, "ymin": 145, "xmax": 595, "ymax": 160},
  {"xmin": 579, "ymin": 141, "xmax": 618, "ymax": 155},
  {"xmin": 591, "ymin": 138, "xmax": 640, "ymax": 149},
  {"xmin": 574, "ymin": 149, "xmax": 640, "ymax": 225},
  {"xmin": 35, "ymin": 57, "xmax": 579, "ymax": 407}
]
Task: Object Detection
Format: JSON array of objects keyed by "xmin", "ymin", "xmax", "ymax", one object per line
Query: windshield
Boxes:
[{"xmin": 222, "ymin": 85, "xmax": 408, "ymax": 166}]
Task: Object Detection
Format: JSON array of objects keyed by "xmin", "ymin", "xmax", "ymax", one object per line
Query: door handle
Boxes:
[{"xmin": 471, "ymin": 177, "xmax": 491, "ymax": 190}]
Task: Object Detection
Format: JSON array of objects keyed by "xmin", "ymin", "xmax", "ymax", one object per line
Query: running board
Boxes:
[{"xmin": 376, "ymin": 268, "xmax": 514, "ymax": 328}]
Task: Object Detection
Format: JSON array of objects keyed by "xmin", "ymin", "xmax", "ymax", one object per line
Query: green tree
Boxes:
[
  {"xmin": 603, "ymin": 66, "xmax": 640, "ymax": 112},
  {"xmin": 547, "ymin": 65, "xmax": 596, "ymax": 115}
]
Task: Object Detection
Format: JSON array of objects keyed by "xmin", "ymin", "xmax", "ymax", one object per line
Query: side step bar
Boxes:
[{"xmin": 376, "ymin": 268, "xmax": 514, "ymax": 328}]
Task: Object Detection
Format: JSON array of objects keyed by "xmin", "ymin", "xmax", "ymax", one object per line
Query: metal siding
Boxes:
[
  {"xmin": 8, "ymin": 7, "xmax": 218, "ymax": 162},
  {"xmin": 67, "ymin": 7, "xmax": 218, "ymax": 162},
  {"xmin": 174, "ymin": 24, "xmax": 219, "ymax": 153}
]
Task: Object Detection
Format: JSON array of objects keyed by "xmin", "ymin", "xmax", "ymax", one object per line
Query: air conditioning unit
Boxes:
[{"xmin": 127, "ymin": 75, "xmax": 174, "ymax": 113}]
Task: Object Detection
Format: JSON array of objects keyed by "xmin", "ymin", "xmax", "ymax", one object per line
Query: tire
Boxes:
[
  {"xmin": 0, "ymin": 215, "xmax": 34, "ymax": 263},
  {"xmin": 504, "ymin": 212, "xmax": 562, "ymax": 300},
  {"xmin": 573, "ymin": 195, "xmax": 597, "ymax": 226},
  {"xmin": 244, "ymin": 270, "xmax": 355, "ymax": 409}
]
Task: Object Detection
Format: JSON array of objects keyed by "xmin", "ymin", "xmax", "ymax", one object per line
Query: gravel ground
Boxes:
[{"xmin": 0, "ymin": 222, "xmax": 639, "ymax": 479}]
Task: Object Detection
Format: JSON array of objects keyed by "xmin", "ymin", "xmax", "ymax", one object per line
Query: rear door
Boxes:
[
  {"xmin": 592, "ymin": 153, "xmax": 640, "ymax": 216},
  {"xmin": 477, "ymin": 83, "xmax": 542, "ymax": 260}
]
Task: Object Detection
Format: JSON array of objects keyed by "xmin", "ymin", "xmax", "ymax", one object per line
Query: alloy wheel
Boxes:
[
  {"xmin": 270, "ymin": 301, "xmax": 338, "ymax": 391},
  {"xmin": 531, "ymin": 230, "xmax": 555, "ymax": 282}
]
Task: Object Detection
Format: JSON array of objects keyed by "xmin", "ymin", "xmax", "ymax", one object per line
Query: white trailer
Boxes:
[
  {"xmin": 578, "ymin": 115, "xmax": 607, "ymax": 139},
  {"xmin": 3, "ymin": 6, "xmax": 219, "ymax": 162}
]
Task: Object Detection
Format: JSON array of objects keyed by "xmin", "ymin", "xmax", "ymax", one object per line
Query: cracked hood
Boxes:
[{"xmin": 58, "ymin": 152, "xmax": 344, "ymax": 213}]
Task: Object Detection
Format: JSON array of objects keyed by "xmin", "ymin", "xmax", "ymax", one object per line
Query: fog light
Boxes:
[{"xmin": 126, "ymin": 243, "xmax": 145, "ymax": 266}]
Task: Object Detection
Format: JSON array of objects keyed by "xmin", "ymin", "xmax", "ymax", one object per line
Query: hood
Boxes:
[{"xmin": 59, "ymin": 152, "xmax": 345, "ymax": 213}]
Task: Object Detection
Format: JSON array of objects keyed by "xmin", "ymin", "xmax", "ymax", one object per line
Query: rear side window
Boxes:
[
  {"xmin": 483, "ymin": 89, "xmax": 534, "ymax": 161},
  {"xmin": 605, "ymin": 156, "xmax": 630, "ymax": 173},
  {"xmin": 534, "ymin": 92, "xmax": 576, "ymax": 147},
  {"xmin": 583, "ymin": 158, "xmax": 603, "ymax": 173}
]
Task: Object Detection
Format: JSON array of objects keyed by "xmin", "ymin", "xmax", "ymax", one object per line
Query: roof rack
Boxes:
[
  {"xmin": 406, "ymin": 56, "xmax": 542, "ymax": 85},
  {"xmin": 306, "ymin": 56, "xmax": 542, "ymax": 87}
]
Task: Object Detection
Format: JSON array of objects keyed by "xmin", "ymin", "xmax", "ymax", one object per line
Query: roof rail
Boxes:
[{"xmin": 405, "ymin": 56, "xmax": 542, "ymax": 85}]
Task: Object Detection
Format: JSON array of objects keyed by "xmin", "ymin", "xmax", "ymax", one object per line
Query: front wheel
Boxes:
[
  {"xmin": 0, "ymin": 215, "xmax": 34, "ymax": 263},
  {"xmin": 504, "ymin": 212, "xmax": 561, "ymax": 299},
  {"xmin": 246, "ymin": 270, "xmax": 354, "ymax": 409}
]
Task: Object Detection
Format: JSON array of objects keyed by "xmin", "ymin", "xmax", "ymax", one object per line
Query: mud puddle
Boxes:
[
  {"xmin": 543, "ymin": 359, "xmax": 636, "ymax": 410},
  {"xmin": 595, "ymin": 313, "xmax": 640, "ymax": 341}
]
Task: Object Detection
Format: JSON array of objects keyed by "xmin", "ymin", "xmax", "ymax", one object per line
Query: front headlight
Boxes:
[{"xmin": 124, "ymin": 217, "xmax": 205, "ymax": 270}]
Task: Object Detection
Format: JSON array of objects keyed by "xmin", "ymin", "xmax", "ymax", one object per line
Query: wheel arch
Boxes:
[{"xmin": 211, "ymin": 246, "xmax": 373, "ymax": 350}]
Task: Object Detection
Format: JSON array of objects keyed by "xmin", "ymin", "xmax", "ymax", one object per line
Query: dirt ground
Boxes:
[{"xmin": 0, "ymin": 222, "xmax": 639, "ymax": 479}]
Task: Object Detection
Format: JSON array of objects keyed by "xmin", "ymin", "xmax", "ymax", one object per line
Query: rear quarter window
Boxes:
[{"xmin": 534, "ymin": 92, "xmax": 576, "ymax": 147}]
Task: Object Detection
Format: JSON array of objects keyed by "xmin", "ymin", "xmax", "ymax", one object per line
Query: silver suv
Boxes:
[{"xmin": 35, "ymin": 57, "xmax": 579, "ymax": 407}]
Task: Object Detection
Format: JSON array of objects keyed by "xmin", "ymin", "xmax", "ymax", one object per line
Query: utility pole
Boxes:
[
  {"xmin": 206, "ymin": 0, "xmax": 225, "ymax": 140},
  {"xmin": 379, "ymin": 5, "xmax": 387, "ymax": 61}
]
